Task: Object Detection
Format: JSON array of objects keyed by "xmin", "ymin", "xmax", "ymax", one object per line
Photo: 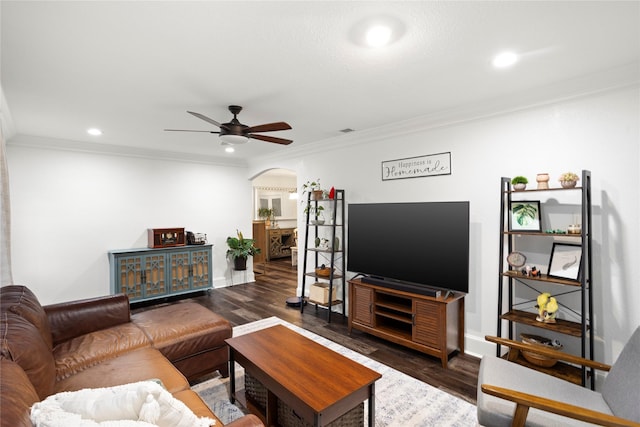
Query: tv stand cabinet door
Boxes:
[
  {"xmin": 351, "ymin": 283, "xmax": 374, "ymax": 327},
  {"xmin": 413, "ymin": 299, "xmax": 441, "ymax": 349}
]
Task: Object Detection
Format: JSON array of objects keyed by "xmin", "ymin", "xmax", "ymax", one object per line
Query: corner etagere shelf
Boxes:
[{"xmin": 496, "ymin": 170, "xmax": 594, "ymax": 388}]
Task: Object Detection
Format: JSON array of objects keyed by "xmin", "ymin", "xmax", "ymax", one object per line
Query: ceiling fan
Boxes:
[{"xmin": 164, "ymin": 105, "xmax": 293, "ymax": 145}]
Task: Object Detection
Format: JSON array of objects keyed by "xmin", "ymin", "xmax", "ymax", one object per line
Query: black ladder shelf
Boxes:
[
  {"xmin": 496, "ymin": 170, "xmax": 594, "ymax": 388},
  {"xmin": 300, "ymin": 189, "xmax": 346, "ymax": 323}
]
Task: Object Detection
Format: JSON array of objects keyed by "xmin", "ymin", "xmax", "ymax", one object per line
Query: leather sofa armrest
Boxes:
[
  {"xmin": 223, "ymin": 414, "xmax": 264, "ymax": 427},
  {"xmin": 44, "ymin": 293, "xmax": 131, "ymax": 346}
]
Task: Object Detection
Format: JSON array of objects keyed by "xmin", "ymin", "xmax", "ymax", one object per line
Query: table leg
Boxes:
[
  {"xmin": 229, "ymin": 351, "xmax": 236, "ymax": 404},
  {"xmin": 368, "ymin": 383, "xmax": 375, "ymax": 427}
]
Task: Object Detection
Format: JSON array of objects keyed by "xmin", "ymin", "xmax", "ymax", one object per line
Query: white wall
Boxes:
[
  {"xmin": 250, "ymin": 85, "xmax": 640, "ymax": 364},
  {"xmin": 5, "ymin": 84, "xmax": 639, "ymax": 365},
  {"xmin": 6, "ymin": 141, "xmax": 254, "ymax": 304}
]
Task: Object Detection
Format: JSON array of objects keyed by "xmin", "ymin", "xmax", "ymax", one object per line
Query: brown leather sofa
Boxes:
[{"xmin": 0, "ymin": 285, "xmax": 263, "ymax": 427}]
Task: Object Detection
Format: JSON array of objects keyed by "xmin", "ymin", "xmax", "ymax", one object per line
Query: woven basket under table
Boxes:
[{"xmin": 245, "ymin": 373, "xmax": 364, "ymax": 427}]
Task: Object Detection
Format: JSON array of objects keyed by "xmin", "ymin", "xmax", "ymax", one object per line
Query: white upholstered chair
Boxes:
[{"xmin": 477, "ymin": 326, "xmax": 640, "ymax": 427}]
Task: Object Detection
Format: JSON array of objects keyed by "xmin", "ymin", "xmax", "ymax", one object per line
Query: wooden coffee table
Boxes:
[{"xmin": 226, "ymin": 324, "xmax": 381, "ymax": 427}]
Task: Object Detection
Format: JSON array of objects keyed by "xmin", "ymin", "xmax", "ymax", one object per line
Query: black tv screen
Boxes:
[{"xmin": 347, "ymin": 201, "xmax": 470, "ymax": 294}]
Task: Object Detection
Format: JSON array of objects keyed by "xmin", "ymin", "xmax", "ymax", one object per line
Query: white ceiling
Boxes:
[{"xmin": 2, "ymin": 1, "xmax": 639, "ymax": 162}]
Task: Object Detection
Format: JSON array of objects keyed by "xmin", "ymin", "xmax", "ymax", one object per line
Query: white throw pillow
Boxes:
[{"xmin": 31, "ymin": 381, "xmax": 215, "ymax": 427}]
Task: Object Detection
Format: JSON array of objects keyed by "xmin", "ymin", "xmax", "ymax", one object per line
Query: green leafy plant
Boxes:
[
  {"xmin": 301, "ymin": 179, "xmax": 322, "ymax": 195},
  {"xmin": 226, "ymin": 230, "xmax": 261, "ymax": 260},
  {"xmin": 301, "ymin": 178, "xmax": 326, "ymax": 219},
  {"xmin": 304, "ymin": 204, "xmax": 324, "ymax": 219},
  {"xmin": 511, "ymin": 176, "xmax": 528, "ymax": 185},
  {"xmin": 301, "ymin": 179, "xmax": 324, "ymax": 202},
  {"xmin": 257, "ymin": 207, "xmax": 274, "ymax": 220}
]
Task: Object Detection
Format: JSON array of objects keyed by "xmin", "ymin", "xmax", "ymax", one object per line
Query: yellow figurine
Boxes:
[
  {"xmin": 544, "ymin": 297, "xmax": 559, "ymax": 323},
  {"xmin": 536, "ymin": 293, "xmax": 558, "ymax": 323}
]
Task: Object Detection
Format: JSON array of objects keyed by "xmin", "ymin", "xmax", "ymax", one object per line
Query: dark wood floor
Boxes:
[{"xmin": 134, "ymin": 258, "xmax": 480, "ymax": 405}]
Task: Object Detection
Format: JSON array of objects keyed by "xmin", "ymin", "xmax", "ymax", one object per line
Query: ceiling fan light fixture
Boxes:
[{"xmin": 220, "ymin": 134, "xmax": 249, "ymax": 145}]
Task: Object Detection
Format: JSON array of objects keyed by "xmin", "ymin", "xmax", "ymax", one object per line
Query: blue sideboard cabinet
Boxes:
[{"xmin": 108, "ymin": 244, "xmax": 213, "ymax": 303}]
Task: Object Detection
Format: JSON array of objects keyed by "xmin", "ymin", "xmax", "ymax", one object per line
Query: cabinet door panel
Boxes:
[
  {"xmin": 144, "ymin": 253, "xmax": 167, "ymax": 298},
  {"xmin": 169, "ymin": 251, "xmax": 190, "ymax": 292},
  {"xmin": 413, "ymin": 300, "xmax": 440, "ymax": 348},
  {"xmin": 116, "ymin": 256, "xmax": 144, "ymax": 300},
  {"xmin": 190, "ymin": 249, "xmax": 211, "ymax": 290},
  {"xmin": 353, "ymin": 285, "xmax": 374, "ymax": 326}
]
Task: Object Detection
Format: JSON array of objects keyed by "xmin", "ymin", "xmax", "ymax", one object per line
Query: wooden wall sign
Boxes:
[{"xmin": 382, "ymin": 152, "xmax": 451, "ymax": 181}]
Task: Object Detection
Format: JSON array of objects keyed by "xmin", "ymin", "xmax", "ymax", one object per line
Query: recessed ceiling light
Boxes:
[
  {"xmin": 87, "ymin": 128, "xmax": 103, "ymax": 136},
  {"xmin": 225, "ymin": 146, "xmax": 235, "ymax": 153},
  {"xmin": 492, "ymin": 52, "xmax": 519, "ymax": 68},
  {"xmin": 366, "ymin": 25, "xmax": 392, "ymax": 47}
]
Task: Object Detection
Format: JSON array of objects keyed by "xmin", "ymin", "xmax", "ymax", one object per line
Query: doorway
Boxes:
[{"xmin": 251, "ymin": 169, "xmax": 298, "ymax": 275}]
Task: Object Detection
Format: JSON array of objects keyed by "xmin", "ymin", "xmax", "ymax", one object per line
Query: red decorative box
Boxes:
[{"xmin": 147, "ymin": 228, "xmax": 185, "ymax": 248}]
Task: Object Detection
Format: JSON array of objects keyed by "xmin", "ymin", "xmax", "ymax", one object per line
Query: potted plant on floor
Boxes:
[{"xmin": 226, "ymin": 230, "xmax": 261, "ymax": 271}]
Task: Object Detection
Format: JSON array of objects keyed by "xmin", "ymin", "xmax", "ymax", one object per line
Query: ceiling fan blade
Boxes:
[
  {"xmin": 249, "ymin": 134, "xmax": 293, "ymax": 145},
  {"xmin": 164, "ymin": 129, "xmax": 220, "ymax": 133},
  {"xmin": 187, "ymin": 111, "xmax": 227, "ymax": 129},
  {"xmin": 244, "ymin": 122, "xmax": 292, "ymax": 133}
]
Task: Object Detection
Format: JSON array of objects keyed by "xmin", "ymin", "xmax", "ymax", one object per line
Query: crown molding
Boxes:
[
  {"xmin": 250, "ymin": 63, "xmax": 639, "ymax": 167},
  {"xmin": 6, "ymin": 134, "xmax": 248, "ymax": 168}
]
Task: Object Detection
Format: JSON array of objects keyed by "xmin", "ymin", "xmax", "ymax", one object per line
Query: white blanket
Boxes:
[{"xmin": 30, "ymin": 381, "xmax": 215, "ymax": 427}]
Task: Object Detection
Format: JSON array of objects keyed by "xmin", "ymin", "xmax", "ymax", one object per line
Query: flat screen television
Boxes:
[{"xmin": 347, "ymin": 201, "xmax": 469, "ymax": 295}]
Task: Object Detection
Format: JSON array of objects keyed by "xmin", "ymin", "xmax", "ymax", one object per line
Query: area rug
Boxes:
[{"xmin": 192, "ymin": 316, "xmax": 477, "ymax": 426}]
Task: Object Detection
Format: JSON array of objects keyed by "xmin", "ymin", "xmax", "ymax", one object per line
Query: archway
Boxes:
[{"xmin": 250, "ymin": 168, "xmax": 298, "ymax": 275}]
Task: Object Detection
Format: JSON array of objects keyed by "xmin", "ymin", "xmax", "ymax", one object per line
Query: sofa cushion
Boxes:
[
  {"xmin": 132, "ymin": 302, "xmax": 231, "ymax": 363},
  {"xmin": 0, "ymin": 312, "xmax": 56, "ymax": 399},
  {"xmin": 53, "ymin": 322, "xmax": 151, "ymax": 380},
  {"xmin": 55, "ymin": 347, "xmax": 191, "ymax": 395},
  {"xmin": 0, "ymin": 358, "xmax": 41, "ymax": 427},
  {"xmin": 44, "ymin": 293, "xmax": 132, "ymax": 346},
  {"xmin": 1, "ymin": 285, "xmax": 53, "ymax": 349}
]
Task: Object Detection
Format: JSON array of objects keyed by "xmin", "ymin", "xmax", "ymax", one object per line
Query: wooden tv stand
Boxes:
[{"xmin": 348, "ymin": 278, "xmax": 465, "ymax": 368}]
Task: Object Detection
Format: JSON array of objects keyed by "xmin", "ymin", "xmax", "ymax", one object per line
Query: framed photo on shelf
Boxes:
[
  {"xmin": 510, "ymin": 200, "xmax": 542, "ymax": 232},
  {"xmin": 548, "ymin": 243, "xmax": 582, "ymax": 281}
]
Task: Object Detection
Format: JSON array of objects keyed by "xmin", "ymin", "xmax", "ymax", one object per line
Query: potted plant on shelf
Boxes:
[
  {"xmin": 305, "ymin": 204, "xmax": 325, "ymax": 224},
  {"xmin": 511, "ymin": 176, "xmax": 528, "ymax": 191},
  {"xmin": 257, "ymin": 207, "xmax": 274, "ymax": 227},
  {"xmin": 301, "ymin": 179, "xmax": 324, "ymax": 201},
  {"xmin": 558, "ymin": 172, "xmax": 579, "ymax": 188},
  {"xmin": 301, "ymin": 179, "xmax": 326, "ymax": 224},
  {"xmin": 226, "ymin": 230, "xmax": 261, "ymax": 271}
]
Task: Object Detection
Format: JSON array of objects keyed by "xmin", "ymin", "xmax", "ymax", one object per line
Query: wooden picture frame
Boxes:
[
  {"xmin": 548, "ymin": 242, "xmax": 582, "ymax": 281},
  {"xmin": 510, "ymin": 200, "xmax": 542, "ymax": 232}
]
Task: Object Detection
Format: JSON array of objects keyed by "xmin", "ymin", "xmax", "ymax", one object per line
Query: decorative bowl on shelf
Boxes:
[
  {"xmin": 315, "ymin": 267, "xmax": 332, "ymax": 277},
  {"xmin": 310, "ymin": 219, "xmax": 325, "ymax": 225},
  {"xmin": 520, "ymin": 333, "xmax": 563, "ymax": 368}
]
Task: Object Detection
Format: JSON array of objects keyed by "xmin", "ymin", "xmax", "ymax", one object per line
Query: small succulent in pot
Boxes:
[
  {"xmin": 511, "ymin": 176, "xmax": 528, "ymax": 191},
  {"xmin": 558, "ymin": 172, "xmax": 579, "ymax": 188},
  {"xmin": 558, "ymin": 172, "xmax": 579, "ymax": 182}
]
